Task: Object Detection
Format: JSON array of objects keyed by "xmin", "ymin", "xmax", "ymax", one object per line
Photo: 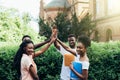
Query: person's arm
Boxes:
[
  {"xmin": 29, "ymin": 65, "xmax": 39, "ymax": 80},
  {"xmin": 33, "ymin": 37, "xmax": 55, "ymax": 58},
  {"xmin": 70, "ymin": 64, "xmax": 88, "ymax": 80},
  {"xmin": 54, "ymin": 39, "xmax": 60, "ymax": 50},
  {"xmin": 56, "ymin": 39, "xmax": 77, "ymax": 56},
  {"xmin": 34, "ymin": 39, "xmax": 51, "ymax": 49}
]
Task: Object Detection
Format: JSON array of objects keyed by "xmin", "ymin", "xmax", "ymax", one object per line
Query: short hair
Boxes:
[
  {"xmin": 78, "ymin": 35, "xmax": 91, "ymax": 48},
  {"xmin": 22, "ymin": 35, "xmax": 31, "ymax": 41},
  {"xmin": 68, "ymin": 34, "xmax": 76, "ymax": 38}
]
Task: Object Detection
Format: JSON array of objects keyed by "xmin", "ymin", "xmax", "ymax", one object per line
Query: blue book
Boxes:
[{"xmin": 70, "ymin": 61, "xmax": 82, "ymax": 78}]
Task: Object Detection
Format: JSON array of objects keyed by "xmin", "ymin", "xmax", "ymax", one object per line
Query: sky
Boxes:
[
  {"xmin": 0, "ymin": 0, "xmax": 40, "ymax": 19},
  {"xmin": 0, "ymin": 0, "xmax": 40, "ymax": 32},
  {"xmin": 0, "ymin": 0, "xmax": 53, "ymax": 32},
  {"xmin": 0, "ymin": 0, "xmax": 52, "ymax": 17}
]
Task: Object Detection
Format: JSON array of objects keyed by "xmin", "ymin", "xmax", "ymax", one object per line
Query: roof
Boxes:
[{"xmin": 44, "ymin": 0, "xmax": 70, "ymax": 9}]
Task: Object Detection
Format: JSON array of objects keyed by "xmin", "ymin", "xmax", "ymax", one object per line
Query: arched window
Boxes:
[
  {"xmin": 106, "ymin": 29, "xmax": 112, "ymax": 41},
  {"xmin": 94, "ymin": 30, "xmax": 99, "ymax": 42}
]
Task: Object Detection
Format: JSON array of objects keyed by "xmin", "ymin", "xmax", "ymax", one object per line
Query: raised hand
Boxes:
[
  {"xmin": 51, "ymin": 25, "xmax": 58, "ymax": 38},
  {"xmin": 50, "ymin": 35, "xmax": 57, "ymax": 44}
]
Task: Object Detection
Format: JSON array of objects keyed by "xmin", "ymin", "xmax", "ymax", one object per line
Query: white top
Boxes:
[
  {"xmin": 81, "ymin": 61, "xmax": 89, "ymax": 70},
  {"xmin": 58, "ymin": 45, "xmax": 79, "ymax": 80},
  {"xmin": 21, "ymin": 54, "xmax": 37, "ymax": 80},
  {"xmin": 70, "ymin": 60, "xmax": 90, "ymax": 80}
]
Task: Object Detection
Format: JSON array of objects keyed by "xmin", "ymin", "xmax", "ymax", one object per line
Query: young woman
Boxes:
[
  {"xmin": 56, "ymin": 35, "xmax": 91, "ymax": 80},
  {"xmin": 13, "ymin": 37, "xmax": 55, "ymax": 80}
]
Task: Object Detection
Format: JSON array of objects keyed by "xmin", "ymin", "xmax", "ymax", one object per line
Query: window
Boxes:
[{"xmin": 106, "ymin": 29, "xmax": 112, "ymax": 41}]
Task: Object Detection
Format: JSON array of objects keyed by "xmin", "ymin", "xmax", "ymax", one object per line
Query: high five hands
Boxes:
[{"xmin": 51, "ymin": 25, "xmax": 58, "ymax": 41}]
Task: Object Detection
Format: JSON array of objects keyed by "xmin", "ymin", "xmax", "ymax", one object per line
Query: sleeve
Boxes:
[
  {"xmin": 22, "ymin": 57, "xmax": 33, "ymax": 71},
  {"xmin": 59, "ymin": 45, "xmax": 70, "ymax": 55},
  {"xmin": 82, "ymin": 61, "xmax": 90, "ymax": 70}
]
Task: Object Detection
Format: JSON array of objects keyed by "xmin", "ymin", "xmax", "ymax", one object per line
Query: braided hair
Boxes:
[{"xmin": 13, "ymin": 40, "xmax": 34, "ymax": 78}]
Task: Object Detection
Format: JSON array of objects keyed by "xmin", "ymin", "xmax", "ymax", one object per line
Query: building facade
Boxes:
[
  {"xmin": 89, "ymin": 0, "xmax": 120, "ymax": 41},
  {"xmin": 40, "ymin": 0, "xmax": 120, "ymax": 42},
  {"xmin": 40, "ymin": 0, "xmax": 70, "ymax": 22}
]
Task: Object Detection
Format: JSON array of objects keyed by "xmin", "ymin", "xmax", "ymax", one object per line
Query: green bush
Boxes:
[
  {"xmin": 0, "ymin": 42, "xmax": 18, "ymax": 80},
  {"xmin": 88, "ymin": 41, "xmax": 120, "ymax": 80},
  {"xmin": 0, "ymin": 41, "xmax": 120, "ymax": 80},
  {"xmin": 34, "ymin": 45, "xmax": 62, "ymax": 80},
  {"xmin": 0, "ymin": 43, "xmax": 62, "ymax": 80},
  {"xmin": 0, "ymin": 6, "xmax": 45, "ymax": 43}
]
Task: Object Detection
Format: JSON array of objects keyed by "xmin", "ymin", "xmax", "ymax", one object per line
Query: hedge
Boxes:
[
  {"xmin": 88, "ymin": 41, "xmax": 120, "ymax": 80},
  {"xmin": 0, "ymin": 41, "xmax": 120, "ymax": 80}
]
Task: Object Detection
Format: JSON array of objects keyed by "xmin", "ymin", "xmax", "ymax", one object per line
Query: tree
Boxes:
[
  {"xmin": 0, "ymin": 6, "xmax": 42, "ymax": 43},
  {"xmin": 38, "ymin": 18, "xmax": 52, "ymax": 39},
  {"xmin": 38, "ymin": 12, "xmax": 96, "ymax": 42},
  {"xmin": 22, "ymin": 12, "xmax": 31, "ymax": 24},
  {"xmin": 54, "ymin": 12, "xmax": 71, "ymax": 42},
  {"xmin": 70, "ymin": 13, "xmax": 96, "ymax": 39}
]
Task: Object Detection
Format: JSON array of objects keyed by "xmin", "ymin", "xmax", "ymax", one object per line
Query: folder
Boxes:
[
  {"xmin": 70, "ymin": 61, "xmax": 82, "ymax": 78},
  {"xmin": 64, "ymin": 54, "xmax": 75, "ymax": 66}
]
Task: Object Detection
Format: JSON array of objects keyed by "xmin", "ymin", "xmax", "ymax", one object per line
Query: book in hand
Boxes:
[
  {"xmin": 70, "ymin": 61, "xmax": 82, "ymax": 78},
  {"xmin": 64, "ymin": 54, "xmax": 75, "ymax": 66}
]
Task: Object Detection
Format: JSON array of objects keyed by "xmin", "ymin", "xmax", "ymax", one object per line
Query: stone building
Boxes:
[
  {"xmin": 40, "ymin": 0, "xmax": 120, "ymax": 42},
  {"xmin": 40, "ymin": 0, "xmax": 70, "ymax": 22},
  {"xmin": 89, "ymin": 0, "xmax": 120, "ymax": 41}
]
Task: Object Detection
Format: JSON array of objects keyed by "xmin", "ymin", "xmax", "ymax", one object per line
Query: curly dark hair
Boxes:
[
  {"xmin": 78, "ymin": 35, "xmax": 91, "ymax": 48},
  {"xmin": 68, "ymin": 34, "xmax": 76, "ymax": 38},
  {"xmin": 13, "ymin": 40, "xmax": 34, "ymax": 78},
  {"xmin": 22, "ymin": 35, "xmax": 31, "ymax": 41}
]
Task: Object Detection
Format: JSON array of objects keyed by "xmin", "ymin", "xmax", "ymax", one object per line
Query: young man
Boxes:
[
  {"xmin": 57, "ymin": 35, "xmax": 91, "ymax": 80},
  {"xmin": 22, "ymin": 35, "xmax": 50, "ymax": 49},
  {"xmin": 54, "ymin": 34, "xmax": 77, "ymax": 80}
]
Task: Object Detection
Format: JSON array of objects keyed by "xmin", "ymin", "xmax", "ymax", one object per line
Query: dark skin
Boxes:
[
  {"xmin": 24, "ymin": 43, "xmax": 39, "ymax": 80},
  {"xmin": 70, "ymin": 66, "xmax": 88, "ymax": 80},
  {"xmin": 55, "ymin": 39, "xmax": 89, "ymax": 80},
  {"xmin": 23, "ymin": 37, "xmax": 56, "ymax": 80},
  {"xmin": 22, "ymin": 36, "xmax": 51, "ymax": 49},
  {"xmin": 62, "ymin": 42, "xmax": 89, "ymax": 80},
  {"xmin": 55, "ymin": 38, "xmax": 77, "ymax": 56},
  {"xmin": 52, "ymin": 27, "xmax": 89, "ymax": 79},
  {"xmin": 34, "ymin": 39, "xmax": 51, "ymax": 49},
  {"xmin": 54, "ymin": 36, "xmax": 77, "ymax": 56},
  {"xmin": 29, "ymin": 65, "xmax": 39, "ymax": 80}
]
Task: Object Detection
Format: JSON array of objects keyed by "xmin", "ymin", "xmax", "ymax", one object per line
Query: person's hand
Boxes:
[
  {"xmin": 49, "ymin": 36, "xmax": 57, "ymax": 44},
  {"xmin": 51, "ymin": 25, "xmax": 58, "ymax": 38},
  {"xmin": 69, "ymin": 63, "xmax": 74, "ymax": 70}
]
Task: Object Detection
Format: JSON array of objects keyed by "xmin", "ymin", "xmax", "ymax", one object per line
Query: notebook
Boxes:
[
  {"xmin": 70, "ymin": 61, "xmax": 82, "ymax": 78},
  {"xmin": 64, "ymin": 54, "xmax": 75, "ymax": 66}
]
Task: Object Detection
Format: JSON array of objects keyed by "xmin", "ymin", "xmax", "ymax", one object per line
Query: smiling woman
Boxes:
[{"xmin": 13, "ymin": 36, "xmax": 56, "ymax": 79}]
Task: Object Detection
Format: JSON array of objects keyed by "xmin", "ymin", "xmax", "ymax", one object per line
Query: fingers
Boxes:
[
  {"xmin": 49, "ymin": 25, "xmax": 58, "ymax": 44},
  {"xmin": 51, "ymin": 25, "xmax": 58, "ymax": 38}
]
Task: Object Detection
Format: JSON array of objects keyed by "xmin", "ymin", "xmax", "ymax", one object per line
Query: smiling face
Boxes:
[
  {"xmin": 76, "ymin": 42, "xmax": 86, "ymax": 56},
  {"xmin": 68, "ymin": 37, "xmax": 76, "ymax": 48},
  {"xmin": 24, "ymin": 43, "xmax": 34, "ymax": 55}
]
